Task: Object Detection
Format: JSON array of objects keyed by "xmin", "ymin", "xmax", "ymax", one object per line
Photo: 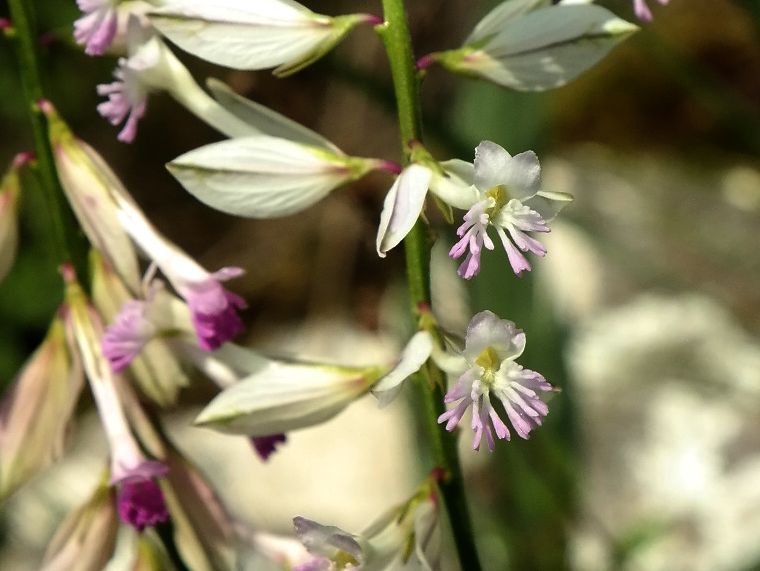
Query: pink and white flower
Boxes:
[
  {"xmin": 437, "ymin": 310, "xmax": 555, "ymax": 451},
  {"xmin": 449, "ymin": 141, "xmax": 572, "ymax": 279},
  {"xmin": 74, "ymin": 0, "xmax": 119, "ymax": 56},
  {"xmin": 114, "ymin": 194, "xmax": 246, "ymax": 351},
  {"xmin": 65, "ymin": 267, "xmax": 169, "ymax": 531}
]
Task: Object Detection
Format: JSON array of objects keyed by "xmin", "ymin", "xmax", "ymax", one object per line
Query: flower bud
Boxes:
[
  {"xmin": 42, "ymin": 102, "xmax": 142, "ymax": 292},
  {"xmin": 40, "ymin": 481, "xmax": 119, "ymax": 571},
  {"xmin": 0, "ymin": 316, "xmax": 84, "ymax": 500},
  {"xmin": 0, "ymin": 153, "xmax": 28, "ymax": 284}
]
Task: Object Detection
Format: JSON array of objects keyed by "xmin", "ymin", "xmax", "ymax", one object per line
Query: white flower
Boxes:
[
  {"xmin": 167, "ymin": 135, "xmax": 390, "ymax": 219},
  {"xmin": 437, "ymin": 310, "xmax": 555, "ymax": 451},
  {"xmin": 421, "ymin": 1, "xmax": 638, "ymax": 91},
  {"xmin": 148, "ymin": 0, "xmax": 380, "ymax": 76},
  {"xmin": 449, "ymin": 141, "xmax": 572, "ymax": 278}
]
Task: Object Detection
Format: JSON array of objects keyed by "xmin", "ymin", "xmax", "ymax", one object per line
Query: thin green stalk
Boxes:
[
  {"xmin": 377, "ymin": 2, "xmax": 483, "ymax": 569},
  {"xmin": 7, "ymin": 0, "xmax": 83, "ymax": 271}
]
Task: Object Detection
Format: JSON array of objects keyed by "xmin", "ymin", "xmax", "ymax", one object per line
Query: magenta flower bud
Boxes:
[
  {"xmin": 116, "ymin": 467, "xmax": 170, "ymax": 532},
  {"xmin": 250, "ymin": 434, "xmax": 287, "ymax": 461}
]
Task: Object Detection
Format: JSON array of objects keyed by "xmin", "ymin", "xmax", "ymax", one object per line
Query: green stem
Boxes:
[
  {"xmin": 7, "ymin": 0, "xmax": 83, "ymax": 270},
  {"xmin": 378, "ymin": 2, "xmax": 483, "ymax": 570}
]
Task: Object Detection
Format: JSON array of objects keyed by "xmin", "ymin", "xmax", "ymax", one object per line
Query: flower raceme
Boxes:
[
  {"xmin": 147, "ymin": 0, "xmax": 381, "ymax": 76},
  {"xmin": 437, "ymin": 310, "xmax": 556, "ymax": 451},
  {"xmin": 449, "ymin": 141, "xmax": 572, "ymax": 278},
  {"xmin": 419, "ymin": 0, "xmax": 638, "ymax": 91}
]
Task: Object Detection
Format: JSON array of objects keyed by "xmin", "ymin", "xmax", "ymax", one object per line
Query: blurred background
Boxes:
[{"xmin": 2, "ymin": 0, "xmax": 760, "ymax": 569}]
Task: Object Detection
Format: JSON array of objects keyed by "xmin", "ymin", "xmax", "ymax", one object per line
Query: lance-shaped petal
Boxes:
[
  {"xmin": 195, "ymin": 361, "xmax": 381, "ymax": 436},
  {"xmin": 167, "ymin": 135, "xmax": 383, "ymax": 219},
  {"xmin": 376, "ymin": 164, "xmax": 433, "ymax": 258},
  {"xmin": 0, "ymin": 316, "xmax": 84, "ymax": 501},
  {"xmin": 42, "ymin": 102, "xmax": 142, "ymax": 292},
  {"xmin": 92, "ymin": 251, "xmax": 190, "ymax": 406},
  {"xmin": 426, "ymin": 2, "xmax": 638, "ymax": 91},
  {"xmin": 294, "ymin": 472, "xmax": 441, "ymax": 570},
  {"xmin": 160, "ymin": 446, "xmax": 238, "ymax": 571},
  {"xmin": 196, "ymin": 331, "xmax": 433, "ymax": 436},
  {"xmin": 0, "ymin": 154, "xmax": 26, "ymax": 284},
  {"xmin": 148, "ymin": 0, "xmax": 379, "ymax": 76},
  {"xmin": 41, "ymin": 480, "xmax": 119, "ymax": 571}
]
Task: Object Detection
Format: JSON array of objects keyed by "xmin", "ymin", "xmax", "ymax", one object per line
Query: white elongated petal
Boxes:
[
  {"xmin": 524, "ymin": 190, "xmax": 573, "ymax": 222},
  {"xmin": 206, "ymin": 78, "xmax": 340, "ymax": 152},
  {"xmin": 371, "ymin": 331, "xmax": 433, "ymax": 407},
  {"xmin": 466, "ymin": 0, "xmax": 551, "ymax": 45},
  {"xmin": 376, "ymin": 164, "xmax": 433, "ymax": 258},
  {"xmin": 429, "ymin": 159, "xmax": 480, "ymax": 210},
  {"xmin": 168, "ymin": 136, "xmax": 362, "ymax": 218},
  {"xmin": 477, "ymin": 5, "xmax": 639, "ymax": 91},
  {"xmin": 195, "ymin": 362, "xmax": 374, "ymax": 435},
  {"xmin": 149, "ymin": 0, "xmax": 339, "ymax": 72}
]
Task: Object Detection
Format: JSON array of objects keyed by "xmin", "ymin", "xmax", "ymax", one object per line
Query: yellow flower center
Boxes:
[{"xmin": 474, "ymin": 346, "xmax": 500, "ymax": 386}]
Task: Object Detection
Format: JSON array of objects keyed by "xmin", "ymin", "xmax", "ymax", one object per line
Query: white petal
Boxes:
[
  {"xmin": 524, "ymin": 190, "xmax": 573, "ymax": 222},
  {"xmin": 478, "ymin": 5, "xmax": 639, "ymax": 91},
  {"xmin": 194, "ymin": 362, "xmax": 371, "ymax": 435},
  {"xmin": 466, "ymin": 0, "xmax": 551, "ymax": 45},
  {"xmin": 473, "ymin": 141, "xmax": 512, "ymax": 191},
  {"xmin": 428, "ymin": 159, "xmax": 480, "ymax": 210},
  {"xmin": 376, "ymin": 164, "xmax": 433, "ymax": 258},
  {"xmin": 463, "ymin": 310, "xmax": 526, "ymax": 362},
  {"xmin": 371, "ymin": 331, "xmax": 433, "ymax": 407},
  {"xmin": 149, "ymin": 0, "xmax": 335, "ymax": 71},
  {"xmin": 476, "ymin": 145, "xmax": 541, "ymax": 200},
  {"xmin": 293, "ymin": 517, "xmax": 363, "ymax": 561},
  {"xmin": 206, "ymin": 78, "xmax": 340, "ymax": 152},
  {"xmin": 167, "ymin": 136, "xmax": 359, "ymax": 218}
]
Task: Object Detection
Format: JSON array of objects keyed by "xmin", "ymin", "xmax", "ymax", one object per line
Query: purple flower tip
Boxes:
[
  {"xmin": 12, "ymin": 151, "xmax": 35, "ymax": 169},
  {"xmin": 416, "ymin": 54, "xmax": 438, "ymax": 71},
  {"xmin": 251, "ymin": 434, "xmax": 287, "ymax": 461},
  {"xmin": 117, "ymin": 477, "xmax": 169, "ymax": 532},
  {"xmin": 186, "ymin": 269, "xmax": 247, "ymax": 351},
  {"xmin": 0, "ymin": 18, "xmax": 12, "ymax": 31},
  {"xmin": 363, "ymin": 14, "xmax": 384, "ymax": 26}
]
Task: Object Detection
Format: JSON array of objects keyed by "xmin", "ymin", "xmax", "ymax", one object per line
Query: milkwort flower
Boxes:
[
  {"xmin": 437, "ymin": 310, "xmax": 555, "ymax": 451},
  {"xmin": 74, "ymin": 0, "xmax": 119, "ymax": 55},
  {"xmin": 293, "ymin": 472, "xmax": 441, "ymax": 570},
  {"xmin": 449, "ymin": 141, "xmax": 572, "ymax": 278},
  {"xmin": 64, "ymin": 266, "xmax": 169, "ymax": 531}
]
